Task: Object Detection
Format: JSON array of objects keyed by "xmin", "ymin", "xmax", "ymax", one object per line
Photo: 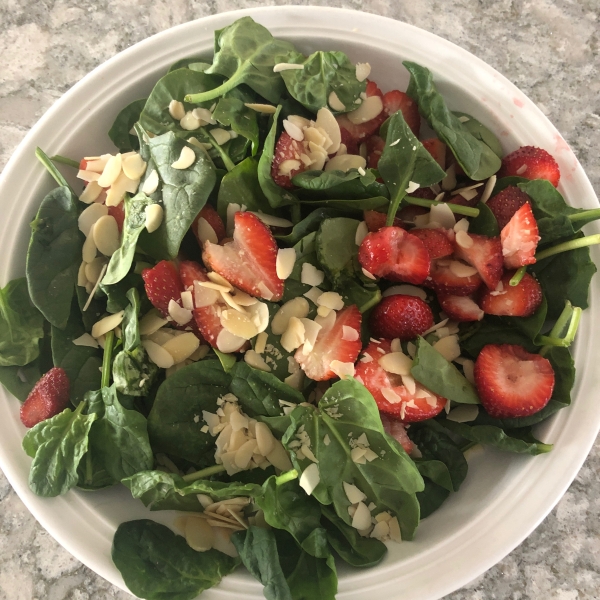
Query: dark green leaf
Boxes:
[
  {"xmin": 77, "ymin": 448, "xmax": 117, "ymax": 490},
  {"xmin": 491, "ymin": 176, "xmax": 529, "ymax": 195},
  {"xmin": 298, "ymin": 197, "xmax": 388, "ymax": 210},
  {"xmin": 109, "ymin": 99, "xmax": 147, "ymax": 152},
  {"xmin": 315, "ymin": 217, "xmax": 360, "ymax": 284},
  {"xmin": 459, "ymin": 320, "xmax": 538, "ymax": 357},
  {"xmin": 274, "ymin": 208, "xmax": 344, "ymax": 245},
  {"xmin": 292, "ymin": 169, "xmax": 389, "ymax": 201},
  {"xmin": 213, "ymin": 96, "xmax": 259, "ymax": 154},
  {"xmin": 468, "ymin": 202, "xmax": 500, "ymax": 236},
  {"xmin": 285, "ymin": 545, "xmax": 337, "ymax": 600},
  {"xmin": 452, "ymin": 112, "xmax": 503, "ymax": 158},
  {"xmin": 0, "ymin": 360, "xmax": 44, "ymax": 401},
  {"xmin": 168, "ymin": 57, "xmax": 211, "ymax": 72}
]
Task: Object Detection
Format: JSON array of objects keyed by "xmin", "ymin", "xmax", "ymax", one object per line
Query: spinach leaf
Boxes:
[
  {"xmin": 378, "ymin": 110, "xmax": 446, "ymax": 219},
  {"xmin": 281, "ymin": 51, "xmax": 365, "ymax": 114},
  {"xmin": 192, "ymin": 17, "xmax": 299, "ymax": 104},
  {"xmin": 411, "ymin": 336, "xmax": 480, "ymax": 404},
  {"xmin": 292, "ymin": 169, "xmax": 389, "ymax": 201},
  {"xmin": 275, "ymin": 208, "xmax": 344, "ymax": 245},
  {"xmin": 22, "ymin": 403, "xmax": 97, "ymax": 497},
  {"xmin": 258, "ymin": 106, "xmax": 299, "ymax": 208},
  {"xmin": 26, "ymin": 186, "xmax": 83, "ymax": 329},
  {"xmin": 404, "ymin": 61, "xmax": 501, "ymax": 180},
  {"xmin": 320, "ymin": 505, "xmax": 386, "ymax": 568},
  {"xmin": 76, "ymin": 283, "xmax": 106, "ymax": 333},
  {"xmin": 230, "ymin": 362, "xmax": 303, "ymax": 417},
  {"xmin": 492, "ymin": 176, "xmax": 529, "ymax": 195},
  {"xmin": 469, "ymin": 202, "xmax": 500, "ymax": 237},
  {"xmin": 298, "ymin": 197, "xmax": 388, "ymax": 211},
  {"xmin": 112, "ymin": 519, "xmax": 239, "ymax": 600},
  {"xmin": 77, "ymin": 448, "xmax": 117, "ymax": 490},
  {"xmin": 213, "ymin": 96, "xmax": 259, "ymax": 154},
  {"xmin": 108, "ymin": 98, "xmax": 147, "ymax": 152},
  {"xmin": 283, "ymin": 379, "xmax": 424, "ymax": 540},
  {"xmin": 100, "ymin": 271, "xmax": 145, "ymax": 314},
  {"xmin": 0, "ymin": 278, "xmax": 44, "ymax": 367},
  {"xmin": 0, "ymin": 361, "xmax": 44, "ymax": 402},
  {"xmin": 459, "ymin": 320, "xmax": 538, "ymax": 357},
  {"xmin": 147, "ymin": 361, "xmax": 230, "ymax": 463},
  {"xmin": 285, "ymin": 545, "xmax": 337, "ymax": 600},
  {"xmin": 169, "ymin": 57, "xmax": 211, "ymax": 72},
  {"xmin": 145, "ymin": 132, "xmax": 216, "ymax": 259},
  {"xmin": 452, "ymin": 112, "xmax": 503, "ymax": 158}
]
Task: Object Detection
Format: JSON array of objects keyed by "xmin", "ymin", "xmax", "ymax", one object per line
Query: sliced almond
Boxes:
[
  {"xmin": 455, "ymin": 230, "xmax": 473, "ymax": 249},
  {"xmin": 84, "ymin": 257, "xmax": 107, "ymax": 285},
  {"xmin": 142, "ymin": 170, "xmax": 159, "ymax": 195},
  {"xmin": 180, "ymin": 111, "xmax": 201, "ymax": 131},
  {"xmin": 281, "ymin": 317, "xmax": 305, "ymax": 353},
  {"xmin": 343, "ymin": 481, "xmax": 367, "ymax": 504},
  {"xmin": 303, "ymin": 286, "xmax": 323, "ymax": 305},
  {"xmin": 278, "ymin": 159, "xmax": 301, "ymax": 177},
  {"xmin": 139, "ymin": 309, "xmax": 168, "ymax": 336},
  {"xmin": 448, "ymin": 261, "xmax": 478, "ymax": 278},
  {"xmin": 316, "ymin": 291, "xmax": 344, "ymax": 311},
  {"xmin": 168, "ymin": 99, "xmax": 186, "ymax": 121},
  {"xmin": 93, "ymin": 215, "xmax": 120, "ymax": 257},
  {"xmin": 193, "ymin": 280, "xmax": 220, "ymax": 308},
  {"xmin": 246, "ymin": 301, "xmax": 269, "ymax": 333},
  {"xmin": 244, "ymin": 349, "xmax": 271, "ymax": 372},
  {"xmin": 168, "ymin": 299, "xmax": 192, "ymax": 326},
  {"xmin": 433, "ymin": 334, "xmax": 461, "ymax": 362},
  {"xmin": 210, "ymin": 128, "xmax": 231, "ymax": 146},
  {"xmin": 388, "ymin": 517, "xmax": 402, "ymax": 542},
  {"xmin": 430, "ymin": 203, "xmax": 456, "ymax": 229},
  {"xmin": 454, "ymin": 218, "xmax": 470, "ymax": 233},
  {"xmin": 122, "ymin": 153, "xmax": 147, "ymax": 180},
  {"xmin": 72, "ymin": 333, "xmax": 99, "ymax": 348},
  {"xmin": 105, "ymin": 171, "xmax": 138, "ymax": 207},
  {"xmin": 441, "ymin": 164, "xmax": 457, "ymax": 191},
  {"xmin": 230, "ymin": 288, "xmax": 258, "ymax": 307},
  {"xmin": 382, "ymin": 285, "xmax": 427, "ymax": 300},
  {"xmin": 79, "ymin": 181, "xmax": 103, "ymax": 204},
  {"xmin": 328, "ymin": 91, "xmax": 346, "ymax": 112},
  {"xmin": 299, "ymin": 318, "xmax": 322, "ymax": 351},
  {"xmin": 78, "ymin": 203, "xmax": 109, "ymax": 237},
  {"xmin": 283, "ymin": 119, "xmax": 304, "ymax": 142},
  {"xmin": 355, "ymin": 221, "xmax": 369, "ymax": 246},
  {"xmin": 266, "ymin": 440, "xmax": 293, "ymax": 472},
  {"xmin": 271, "ymin": 297, "xmax": 310, "ymax": 335},
  {"xmin": 172, "ymin": 146, "xmax": 196, "ymax": 169},
  {"xmin": 142, "ymin": 203, "xmax": 163, "ymax": 233},
  {"xmin": 314, "ymin": 308, "xmax": 336, "ymax": 334},
  {"xmin": 351, "ymin": 501, "xmax": 372, "ymax": 531},
  {"xmin": 249, "ymin": 212, "xmax": 293, "ymax": 228},
  {"xmin": 185, "ymin": 516, "xmax": 214, "ymax": 552},
  {"xmin": 162, "ymin": 332, "xmax": 200, "ymax": 364},
  {"xmin": 315, "ymin": 107, "xmax": 341, "ymax": 153},
  {"xmin": 255, "ymin": 422, "xmax": 275, "ymax": 456},
  {"xmin": 342, "ymin": 326, "xmax": 360, "ymax": 342},
  {"xmin": 324, "ymin": 154, "xmax": 366, "ymax": 173},
  {"xmin": 91, "ymin": 311, "xmax": 124, "ymax": 339},
  {"xmin": 84, "ymin": 155, "xmax": 110, "ymax": 174},
  {"xmin": 346, "ymin": 96, "xmax": 383, "ymax": 124},
  {"xmin": 301, "ymin": 263, "xmax": 325, "ymax": 287},
  {"xmin": 192, "ymin": 107, "xmax": 216, "ymax": 125},
  {"xmin": 77, "ymin": 261, "xmax": 88, "ymax": 287},
  {"xmin": 244, "ymin": 103, "xmax": 277, "ymax": 114},
  {"xmin": 447, "ymin": 405, "xmax": 479, "ymax": 423},
  {"xmin": 330, "ymin": 360, "xmax": 355, "ymax": 379},
  {"xmin": 97, "ymin": 154, "xmax": 122, "ymax": 188},
  {"xmin": 254, "ymin": 331, "xmax": 268, "ymax": 355},
  {"xmin": 480, "ymin": 175, "xmax": 497, "ymax": 205},
  {"xmin": 221, "ymin": 310, "xmax": 259, "ymax": 340},
  {"xmin": 197, "ymin": 217, "xmax": 218, "ymax": 245},
  {"xmin": 299, "ymin": 463, "xmax": 320, "ymax": 495},
  {"xmin": 275, "ymin": 247, "xmax": 296, "ymax": 280},
  {"xmin": 355, "ymin": 63, "xmax": 371, "ymax": 82}
]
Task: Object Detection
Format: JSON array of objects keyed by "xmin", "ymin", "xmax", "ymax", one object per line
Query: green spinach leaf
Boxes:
[
  {"xmin": 275, "ymin": 208, "xmax": 344, "ymax": 245},
  {"xmin": 292, "ymin": 169, "xmax": 388, "ymax": 201},
  {"xmin": 108, "ymin": 98, "xmax": 147, "ymax": 152},
  {"xmin": 452, "ymin": 112, "xmax": 503, "ymax": 158},
  {"xmin": 213, "ymin": 96, "xmax": 259, "ymax": 154},
  {"xmin": 469, "ymin": 202, "xmax": 500, "ymax": 236}
]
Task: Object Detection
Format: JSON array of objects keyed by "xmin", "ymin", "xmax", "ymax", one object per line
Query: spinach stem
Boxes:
[
  {"xmin": 535, "ymin": 234, "xmax": 600, "ymax": 261},
  {"xmin": 182, "ymin": 464, "xmax": 227, "ymax": 483},
  {"xmin": 203, "ymin": 129, "xmax": 236, "ymax": 172},
  {"xmin": 509, "ymin": 266, "xmax": 527, "ymax": 286},
  {"xmin": 185, "ymin": 76, "xmax": 240, "ymax": 104},
  {"xmin": 460, "ymin": 441, "xmax": 478, "ymax": 453},
  {"xmin": 50, "ymin": 154, "xmax": 80, "ymax": 169},
  {"xmin": 404, "ymin": 196, "xmax": 480, "ymax": 218},
  {"xmin": 101, "ymin": 331, "xmax": 115, "ymax": 389},
  {"xmin": 539, "ymin": 301, "xmax": 581, "ymax": 355},
  {"xmin": 568, "ymin": 208, "xmax": 600, "ymax": 223},
  {"xmin": 35, "ymin": 147, "xmax": 73, "ymax": 192},
  {"xmin": 275, "ymin": 469, "xmax": 298, "ymax": 486},
  {"xmin": 385, "ymin": 192, "xmax": 406, "ymax": 226}
]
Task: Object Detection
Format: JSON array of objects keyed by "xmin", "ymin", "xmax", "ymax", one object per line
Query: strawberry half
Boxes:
[
  {"xmin": 382, "ymin": 90, "xmax": 421, "ymax": 137},
  {"xmin": 294, "ymin": 305, "xmax": 362, "ymax": 381},
  {"xmin": 142, "ymin": 260, "xmax": 184, "ymax": 317},
  {"xmin": 474, "ymin": 344, "xmax": 555, "ymax": 418},
  {"xmin": 192, "ymin": 204, "xmax": 226, "ymax": 246},
  {"xmin": 20, "ymin": 368, "xmax": 70, "ymax": 428},
  {"xmin": 486, "ymin": 185, "xmax": 530, "ymax": 230},
  {"xmin": 108, "ymin": 203, "xmax": 125, "ymax": 233},
  {"xmin": 425, "ymin": 259, "xmax": 483, "ymax": 296},
  {"xmin": 501, "ymin": 202, "xmax": 540, "ymax": 269},
  {"xmin": 454, "ymin": 233, "xmax": 504, "ymax": 290},
  {"xmin": 358, "ymin": 227, "xmax": 430, "ymax": 284},
  {"xmin": 363, "ymin": 210, "xmax": 402, "ymax": 232},
  {"xmin": 479, "ymin": 272, "xmax": 543, "ymax": 317},
  {"xmin": 270, "ymin": 132, "xmax": 307, "ymax": 189},
  {"xmin": 365, "ymin": 135, "xmax": 385, "ymax": 169},
  {"xmin": 499, "ymin": 146, "xmax": 560, "ymax": 187},
  {"xmin": 203, "ymin": 211, "xmax": 284, "ymax": 301},
  {"xmin": 410, "ymin": 228, "xmax": 454, "ymax": 260},
  {"xmin": 421, "ymin": 138, "xmax": 446, "ymax": 169},
  {"xmin": 355, "ymin": 339, "xmax": 446, "ymax": 422},
  {"xmin": 369, "ymin": 295, "xmax": 434, "ymax": 340},
  {"xmin": 380, "ymin": 413, "xmax": 414, "ymax": 454},
  {"xmin": 437, "ymin": 294, "xmax": 484, "ymax": 322}
]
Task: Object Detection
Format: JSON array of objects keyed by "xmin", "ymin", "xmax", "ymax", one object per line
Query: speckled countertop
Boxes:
[{"xmin": 1, "ymin": 1, "xmax": 599, "ymax": 599}]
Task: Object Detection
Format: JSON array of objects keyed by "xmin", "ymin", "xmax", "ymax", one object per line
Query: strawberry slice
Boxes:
[
  {"xmin": 270, "ymin": 132, "xmax": 307, "ymax": 189},
  {"xmin": 192, "ymin": 204, "xmax": 226, "ymax": 246},
  {"xmin": 363, "ymin": 210, "xmax": 402, "ymax": 232},
  {"xmin": 382, "ymin": 90, "xmax": 421, "ymax": 137},
  {"xmin": 294, "ymin": 305, "xmax": 362, "ymax": 381},
  {"xmin": 358, "ymin": 227, "xmax": 430, "ymax": 284},
  {"xmin": 479, "ymin": 272, "xmax": 543, "ymax": 317},
  {"xmin": 453, "ymin": 233, "xmax": 504, "ymax": 290},
  {"xmin": 142, "ymin": 260, "xmax": 184, "ymax": 317},
  {"xmin": 365, "ymin": 80, "xmax": 384, "ymax": 99},
  {"xmin": 369, "ymin": 295, "xmax": 434, "ymax": 340},
  {"xmin": 437, "ymin": 294, "xmax": 484, "ymax": 322},
  {"xmin": 425, "ymin": 259, "xmax": 483, "ymax": 296},
  {"xmin": 421, "ymin": 138, "xmax": 446, "ymax": 169},
  {"xmin": 108, "ymin": 203, "xmax": 125, "ymax": 233},
  {"xmin": 474, "ymin": 344, "xmax": 555, "ymax": 418},
  {"xmin": 203, "ymin": 211, "xmax": 284, "ymax": 301},
  {"xmin": 380, "ymin": 413, "xmax": 414, "ymax": 454},
  {"xmin": 410, "ymin": 228, "xmax": 454, "ymax": 260},
  {"xmin": 355, "ymin": 339, "xmax": 446, "ymax": 422},
  {"xmin": 486, "ymin": 185, "xmax": 530, "ymax": 229},
  {"xmin": 20, "ymin": 368, "xmax": 70, "ymax": 428},
  {"xmin": 499, "ymin": 146, "xmax": 560, "ymax": 187},
  {"xmin": 336, "ymin": 80, "xmax": 386, "ymax": 146},
  {"xmin": 501, "ymin": 203, "xmax": 540, "ymax": 269},
  {"xmin": 365, "ymin": 135, "xmax": 385, "ymax": 169}
]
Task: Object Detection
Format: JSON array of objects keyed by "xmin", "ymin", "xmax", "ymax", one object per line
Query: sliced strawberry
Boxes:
[
  {"xmin": 369, "ymin": 295, "xmax": 434, "ymax": 341},
  {"xmin": 425, "ymin": 259, "xmax": 483, "ymax": 296},
  {"xmin": 410, "ymin": 228, "xmax": 453, "ymax": 260},
  {"xmin": 382, "ymin": 90, "xmax": 421, "ymax": 137},
  {"xmin": 498, "ymin": 146, "xmax": 560, "ymax": 187},
  {"xmin": 486, "ymin": 185, "xmax": 530, "ymax": 229},
  {"xmin": 380, "ymin": 413, "xmax": 414, "ymax": 454},
  {"xmin": 192, "ymin": 204, "xmax": 226, "ymax": 247},
  {"xmin": 421, "ymin": 138, "xmax": 446, "ymax": 169},
  {"xmin": 340, "ymin": 127, "xmax": 359, "ymax": 155},
  {"xmin": 270, "ymin": 132, "xmax": 307, "ymax": 189},
  {"xmin": 108, "ymin": 203, "xmax": 125, "ymax": 233},
  {"xmin": 20, "ymin": 368, "xmax": 70, "ymax": 428},
  {"xmin": 203, "ymin": 211, "xmax": 284, "ymax": 301},
  {"xmin": 437, "ymin": 294, "xmax": 484, "ymax": 322},
  {"xmin": 479, "ymin": 272, "xmax": 543, "ymax": 317},
  {"xmin": 365, "ymin": 80, "xmax": 384, "ymax": 99},
  {"xmin": 355, "ymin": 339, "xmax": 446, "ymax": 422},
  {"xmin": 453, "ymin": 233, "xmax": 503, "ymax": 290},
  {"xmin": 409, "ymin": 187, "xmax": 437, "ymax": 200},
  {"xmin": 366, "ymin": 135, "xmax": 385, "ymax": 169},
  {"xmin": 295, "ymin": 305, "xmax": 362, "ymax": 381},
  {"xmin": 142, "ymin": 260, "xmax": 183, "ymax": 317},
  {"xmin": 336, "ymin": 80, "xmax": 386, "ymax": 146},
  {"xmin": 474, "ymin": 344, "xmax": 555, "ymax": 418},
  {"xmin": 363, "ymin": 210, "xmax": 402, "ymax": 232},
  {"xmin": 358, "ymin": 227, "xmax": 430, "ymax": 284},
  {"xmin": 501, "ymin": 202, "xmax": 540, "ymax": 269}
]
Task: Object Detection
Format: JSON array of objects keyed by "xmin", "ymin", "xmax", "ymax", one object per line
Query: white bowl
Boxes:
[{"xmin": 1, "ymin": 6, "xmax": 599, "ymax": 600}]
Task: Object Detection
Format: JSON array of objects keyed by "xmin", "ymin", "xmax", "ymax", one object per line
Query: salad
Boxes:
[{"xmin": 1, "ymin": 14, "xmax": 599, "ymax": 600}]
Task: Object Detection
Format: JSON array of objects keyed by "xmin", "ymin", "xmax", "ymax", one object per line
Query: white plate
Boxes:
[{"xmin": 1, "ymin": 6, "xmax": 599, "ymax": 600}]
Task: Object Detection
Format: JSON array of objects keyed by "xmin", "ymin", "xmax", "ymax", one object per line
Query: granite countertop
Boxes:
[{"xmin": 1, "ymin": 1, "xmax": 599, "ymax": 598}]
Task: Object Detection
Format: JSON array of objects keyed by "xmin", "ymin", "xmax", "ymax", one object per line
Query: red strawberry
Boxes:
[
  {"xmin": 486, "ymin": 185, "xmax": 530, "ymax": 229},
  {"xmin": 438, "ymin": 294, "xmax": 484, "ymax": 322},
  {"xmin": 410, "ymin": 228, "xmax": 453, "ymax": 260},
  {"xmin": 369, "ymin": 295, "xmax": 434, "ymax": 340},
  {"xmin": 501, "ymin": 202, "xmax": 540, "ymax": 269},
  {"xmin": 365, "ymin": 80, "xmax": 384, "ymax": 99},
  {"xmin": 107, "ymin": 203, "xmax": 125, "ymax": 233},
  {"xmin": 192, "ymin": 204, "xmax": 226, "ymax": 246},
  {"xmin": 409, "ymin": 187, "xmax": 437, "ymax": 200},
  {"xmin": 336, "ymin": 80, "xmax": 386, "ymax": 146},
  {"xmin": 270, "ymin": 132, "xmax": 307, "ymax": 189},
  {"xmin": 499, "ymin": 146, "xmax": 560, "ymax": 187},
  {"xmin": 382, "ymin": 90, "xmax": 421, "ymax": 137},
  {"xmin": 453, "ymin": 233, "xmax": 504, "ymax": 290},
  {"xmin": 365, "ymin": 135, "xmax": 385, "ymax": 169},
  {"xmin": 142, "ymin": 260, "xmax": 183, "ymax": 317},
  {"xmin": 20, "ymin": 368, "xmax": 70, "ymax": 428},
  {"xmin": 203, "ymin": 211, "xmax": 284, "ymax": 301},
  {"xmin": 340, "ymin": 127, "xmax": 359, "ymax": 155},
  {"xmin": 425, "ymin": 259, "xmax": 483, "ymax": 296},
  {"xmin": 396, "ymin": 204, "xmax": 430, "ymax": 225},
  {"xmin": 363, "ymin": 210, "xmax": 403, "ymax": 232},
  {"xmin": 355, "ymin": 339, "xmax": 446, "ymax": 422},
  {"xmin": 479, "ymin": 272, "xmax": 543, "ymax": 317},
  {"xmin": 295, "ymin": 305, "xmax": 362, "ymax": 381},
  {"xmin": 474, "ymin": 344, "xmax": 555, "ymax": 418},
  {"xmin": 421, "ymin": 138, "xmax": 446, "ymax": 169},
  {"xmin": 380, "ymin": 413, "xmax": 414, "ymax": 454},
  {"xmin": 358, "ymin": 227, "xmax": 430, "ymax": 284}
]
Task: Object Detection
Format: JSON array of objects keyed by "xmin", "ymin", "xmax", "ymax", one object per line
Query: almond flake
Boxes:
[
  {"xmin": 93, "ymin": 215, "xmax": 120, "ymax": 257},
  {"xmin": 171, "ymin": 146, "xmax": 196, "ymax": 169},
  {"xmin": 343, "ymin": 482, "xmax": 367, "ymax": 504},
  {"xmin": 330, "ymin": 360, "xmax": 355, "ymax": 379},
  {"xmin": 180, "ymin": 291, "xmax": 194, "ymax": 311},
  {"xmin": 342, "ymin": 326, "xmax": 359, "ymax": 342},
  {"xmin": 72, "ymin": 333, "xmax": 99, "ymax": 348},
  {"xmin": 346, "ymin": 95, "xmax": 383, "ymax": 124},
  {"xmin": 247, "ymin": 301, "xmax": 269, "ymax": 333},
  {"xmin": 280, "ymin": 317, "xmax": 306, "ymax": 353},
  {"xmin": 144, "ymin": 204, "xmax": 163, "ymax": 233},
  {"xmin": 272, "ymin": 297, "xmax": 310, "ymax": 335},
  {"xmin": 78, "ymin": 203, "xmax": 109, "ymax": 237},
  {"xmin": 430, "ymin": 203, "xmax": 456, "ymax": 229},
  {"xmin": 455, "ymin": 230, "xmax": 474, "ymax": 249},
  {"xmin": 180, "ymin": 111, "xmax": 201, "ymax": 130},
  {"xmin": 324, "ymin": 154, "xmax": 366, "ymax": 173},
  {"xmin": 355, "ymin": 221, "xmax": 368, "ymax": 246},
  {"xmin": 221, "ymin": 310, "xmax": 259, "ymax": 340},
  {"xmin": 168, "ymin": 99, "xmax": 186, "ymax": 120},
  {"xmin": 122, "ymin": 153, "xmax": 147, "ymax": 180},
  {"xmin": 351, "ymin": 502, "xmax": 372, "ymax": 531},
  {"xmin": 91, "ymin": 311, "xmax": 124, "ymax": 339},
  {"xmin": 441, "ymin": 164, "xmax": 457, "ymax": 191},
  {"xmin": 216, "ymin": 329, "xmax": 246, "ymax": 353},
  {"xmin": 303, "ymin": 286, "xmax": 323, "ymax": 304},
  {"xmin": 168, "ymin": 299, "xmax": 192, "ymax": 326},
  {"xmin": 378, "ymin": 352, "xmax": 413, "ymax": 376},
  {"xmin": 447, "ymin": 405, "xmax": 479, "ymax": 423},
  {"xmin": 254, "ymin": 332, "xmax": 268, "ymax": 355},
  {"xmin": 449, "ymin": 261, "xmax": 478, "ymax": 278},
  {"xmin": 405, "ymin": 181, "xmax": 420, "ymax": 194},
  {"xmin": 192, "ymin": 107, "xmax": 216, "ymax": 125},
  {"xmin": 210, "ymin": 128, "xmax": 231, "ymax": 146},
  {"xmin": 316, "ymin": 291, "xmax": 344, "ymax": 311},
  {"xmin": 315, "ymin": 107, "xmax": 342, "ymax": 154},
  {"xmin": 382, "ymin": 285, "xmax": 427, "ymax": 300},
  {"xmin": 142, "ymin": 170, "xmax": 159, "ymax": 195},
  {"xmin": 97, "ymin": 154, "xmax": 122, "ymax": 188},
  {"xmin": 197, "ymin": 217, "xmax": 218, "ymax": 245},
  {"xmin": 355, "ymin": 62, "xmax": 371, "ymax": 82},
  {"xmin": 480, "ymin": 175, "xmax": 497, "ymax": 204},
  {"xmin": 381, "ymin": 387, "xmax": 402, "ymax": 405},
  {"xmin": 276, "ymin": 247, "xmax": 296, "ymax": 280},
  {"xmin": 433, "ymin": 334, "xmax": 461, "ymax": 362},
  {"xmin": 193, "ymin": 281, "xmax": 220, "ymax": 308},
  {"xmin": 314, "ymin": 309, "xmax": 336, "ymax": 334},
  {"xmin": 299, "ymin": 463, "xmax": 320, "ymax": 496},
  {"xmin": 283, "ymin": 119, "xmax": 304, "ymax": 142},
  {"xmin": 162, "ymin": 332, "xmax": 200, "ymax": 364},
  {"xmin": 249, "ymin": 212, "xmax": 293, "ymax": 228},
  {"xmin": 244, "ymin": 349, "xmax": 271, "ymax": 372},
  {"xmin": 300, "ymin": 263, "xmax": 325, "ymax": 287},
  {"xmin": 516, "ymin": 164, "xmax": 528, "ymax": 175},
  {"xmin": 79, "ymin": 181, "xmax": 103, "ymax": 204},
  {"xmin": 328, "ymin": 91, "xmax": 346, "ymax": 112},
  {"xmin": 244, "ymin": 103, "xmax": 277, "ymax": 114},
  {"xmin": 273, "ymin": 62, "xmax": 304, "ymax": 72}
]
